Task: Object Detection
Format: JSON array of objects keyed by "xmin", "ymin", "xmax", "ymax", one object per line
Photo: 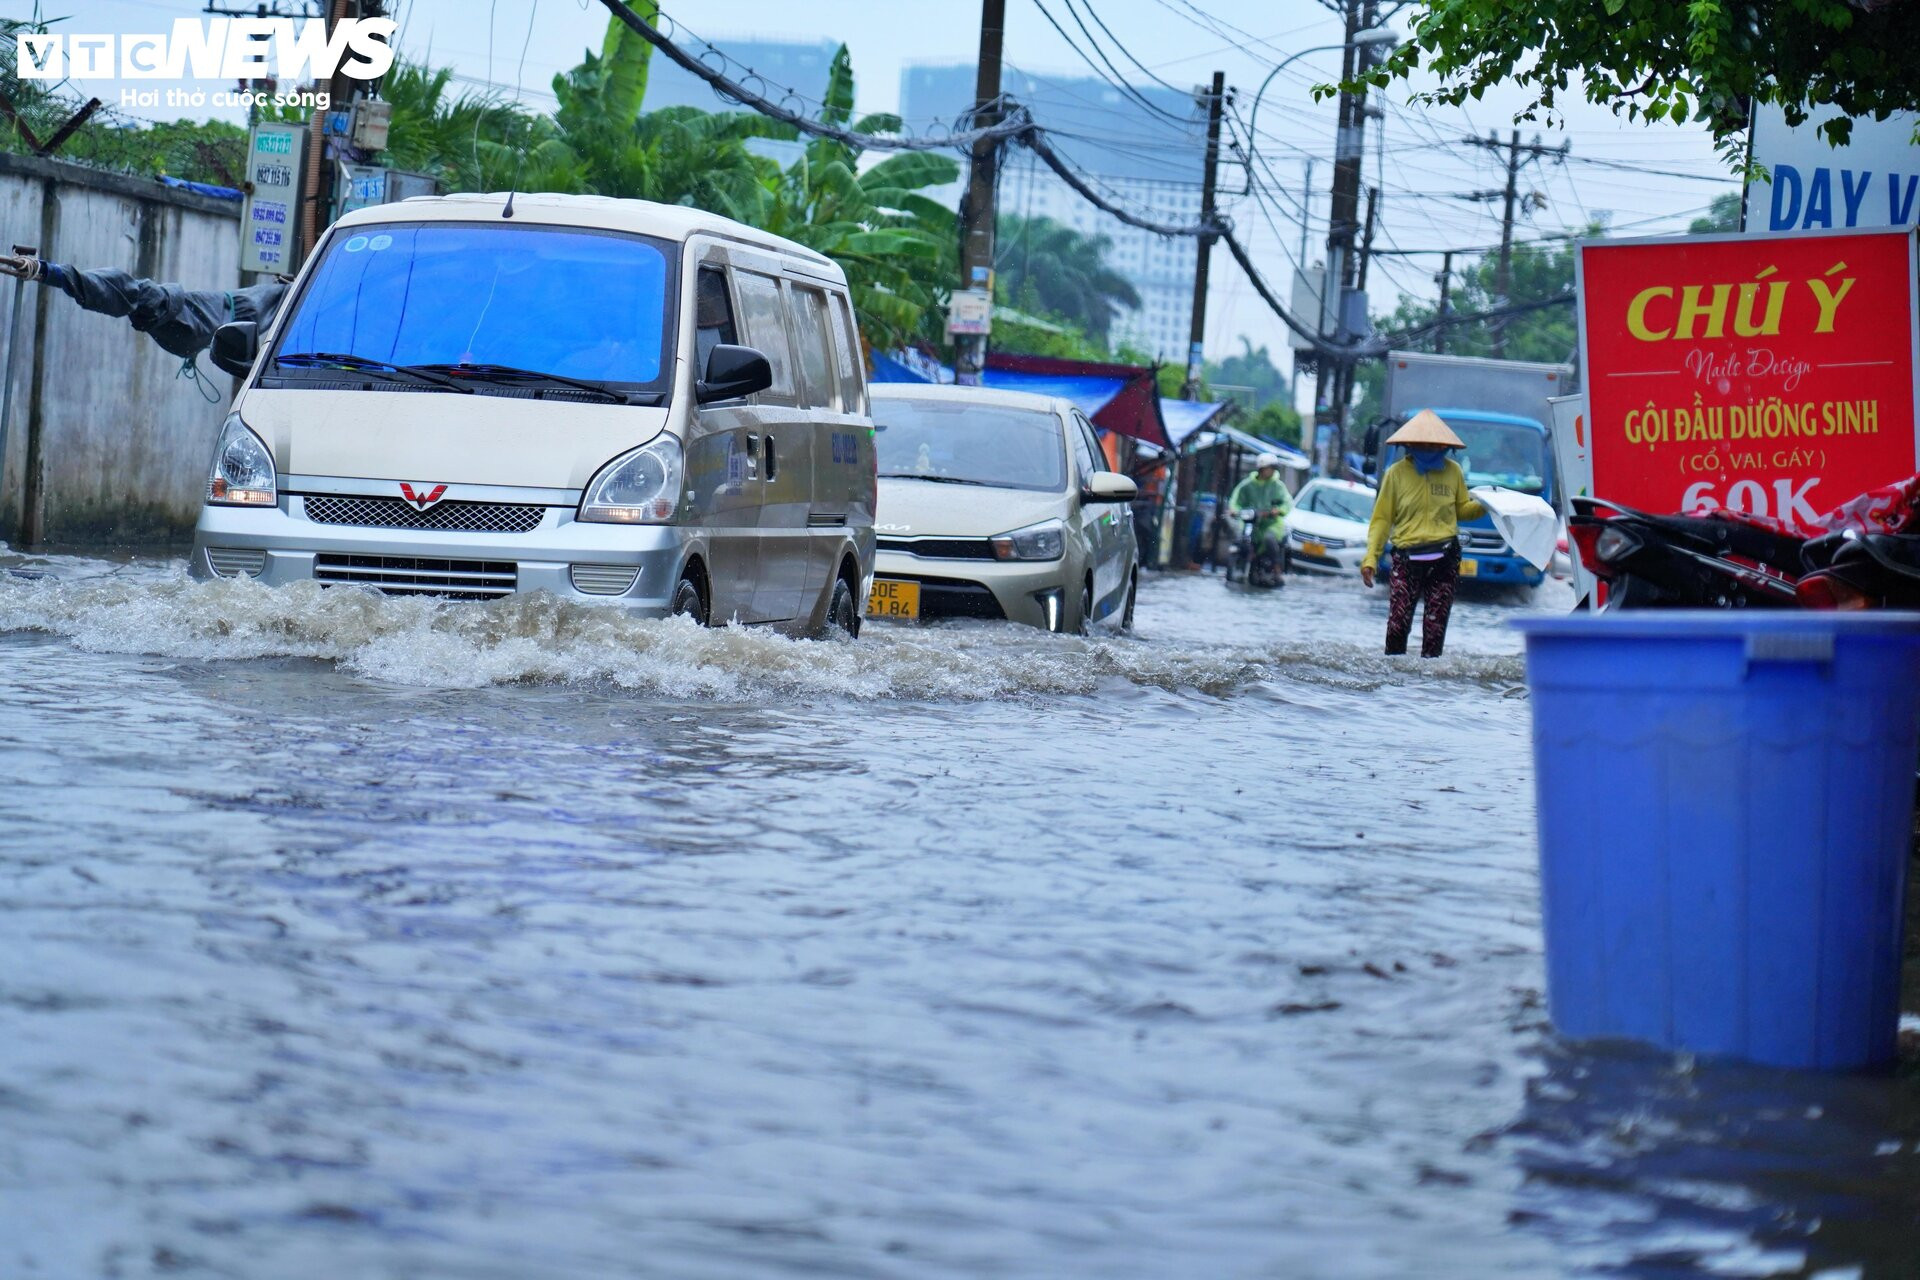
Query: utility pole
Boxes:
[
  {"xmin": 1493, "ymin": 128, "xmax": 1521, "ymax": 358},
  {"xmin": 1433, "ymin": 250, "xmax": 1453, "ymax": 355},
  {"xmin": 1314, "ymin": 0, "xmax": 1377, "ymax": 470},
  {"xmin": 1475, "ymin": 129, "xmax": 1567, "ymax": 357},
  {"xmin": 954, "ymin": 0, "xmax": 1007, "ymax": 387},
  {"xmin": 1356, "ymin": 185, "xmax": 1378, "ymax": 293},
  {"xmin": 1183, "ymin": 70, "xmax": 1226, "ymax": 400},
  {"xmin": 1288, "ymin": 157, "xmax": 1312, "ymax": 406}
]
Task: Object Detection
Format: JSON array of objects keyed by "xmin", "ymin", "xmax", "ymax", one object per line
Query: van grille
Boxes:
[
  {"xmin": 314, "ymin": 554, "xmax": 517, "ymax": 599},
  {"xmin": 303, "ymin": 495, "xmax": 546, "ymax": 534},
  {"xmin": 877, "ymin": 536, "xmax": 996, "ymax": 561},
  {"xmin": 569, "ymin": 564, "xmax": 639, "ymax": 595},
  {"xmin": 1461, "ymin": 529, "xmax": 1508, "ymax": 555},
  {"xmin": 206, "ymin": 547, "xmax": 266, "ymax": 578}
]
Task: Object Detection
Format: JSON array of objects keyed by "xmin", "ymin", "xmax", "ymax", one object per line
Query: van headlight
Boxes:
[
  {"xmin": 991, "ymin": 518, "xmax": 1064, "ymax": 561},
  {"xmin": 205, "ymin": 413, "xmax": 276, "ymax": 506},
  {"xmin": 579, "ymin": 434, "xmax": 683, "ymax": 524}
]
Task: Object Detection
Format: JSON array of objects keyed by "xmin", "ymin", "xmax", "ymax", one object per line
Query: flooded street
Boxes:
[{"xmin": 2, "ymin": 557, "xmax": 1916, "ymax": 1278}]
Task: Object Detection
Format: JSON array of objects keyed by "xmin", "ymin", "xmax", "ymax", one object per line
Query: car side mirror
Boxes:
[
  {"xmin": 1081, "ymin": 471, "xmax": 1138, "ymax": 504},
  {"xmin": 209, "ymin": 321, "xmax": 259, "ymax": 378},
  {"xmin": 697, "ymin": 344, "xmax": 772, "ymax": 404}
]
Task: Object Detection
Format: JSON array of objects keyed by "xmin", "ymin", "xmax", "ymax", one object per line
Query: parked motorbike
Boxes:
[
  {"xmin": 1224, "ymin": 512, "xmax": 1288, "ymax": 589},
  {"xmin": 1568, "ymin": 496, "xmax": 1805, "ymax": 609},
  {"xmin": 1796, "ymin": 530, "xmax": 1920, "ymax": 609}
]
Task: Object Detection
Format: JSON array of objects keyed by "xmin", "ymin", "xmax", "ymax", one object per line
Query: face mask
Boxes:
[{"xmin": 1409, "ymin": 449, "xmax": 1447, "ymax": 474}]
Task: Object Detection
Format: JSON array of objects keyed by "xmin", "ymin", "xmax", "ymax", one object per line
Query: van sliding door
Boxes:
[{"xmin": 685, "ymin": 247, "xmax": 762, "ymax": 624}]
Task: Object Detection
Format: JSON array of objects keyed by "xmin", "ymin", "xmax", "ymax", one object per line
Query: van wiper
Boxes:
[
  {"xmin": 416, "ymin": 362, "xmax": 634, "ymax": 405},
  {"xmin": 877, "ymin": 473, "xmax": 997, "ymax": 486},
  {"xmin": 275, "ymin": 351, "xmax": 474, "ymax": 393}
]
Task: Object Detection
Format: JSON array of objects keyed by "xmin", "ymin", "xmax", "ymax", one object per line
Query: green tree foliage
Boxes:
[
  {"xmin": 751, "ymin": 48, "xmax": 958, "ymax": 349},
  {"xmin": 1367, "ymin": 0, "xmax": 1920, "ymax": 167},
  {"xmin": 994, "ymin": 214, "xmax": 1141, "ymax": 345},
  {"xmin": 1688, "ymin": 191, "xmax": 1742, "ymax": 235},
  {"xmin": 1204, "ymin": 340, "xmax": 1303, "ymax": 446},
  {"xmin": 380, "ymin": 58, "xmax": 562, "ymax": 193}
]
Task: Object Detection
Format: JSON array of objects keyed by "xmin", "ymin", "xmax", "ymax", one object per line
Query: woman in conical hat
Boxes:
[{"xmin": 1360, "ymin": 410, "xmax": 1486, "ymax": 658}]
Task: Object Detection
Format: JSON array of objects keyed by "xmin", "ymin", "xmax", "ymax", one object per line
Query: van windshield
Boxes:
[
  {"xmin": 271, "ymin": 222, "xmax": 676, "ymax": 392},
  {"xmin": 874, "ymin": 400, "xmax": 1066, "ymax": 492}
]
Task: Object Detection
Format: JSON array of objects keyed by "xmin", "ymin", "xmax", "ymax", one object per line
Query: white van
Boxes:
[{"xmin": 193, "ymin": 193, "xmax": 876, "ymax": 636}]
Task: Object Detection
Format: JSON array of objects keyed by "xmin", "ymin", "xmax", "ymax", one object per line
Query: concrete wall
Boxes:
[{"xmin": 0, "ymin": 152, "xmax": 241, "ymax": 548}]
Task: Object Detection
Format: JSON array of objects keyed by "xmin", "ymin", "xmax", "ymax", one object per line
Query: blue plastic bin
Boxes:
[{"xmin": 1513, "ymin": 612, "xmax": 1920, "ymax": 1071}]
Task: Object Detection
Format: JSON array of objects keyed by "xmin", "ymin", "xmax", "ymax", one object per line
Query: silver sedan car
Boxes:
[{"xmin": 868, "ymin": 385, "xmax": 1139, "ymax": 632}]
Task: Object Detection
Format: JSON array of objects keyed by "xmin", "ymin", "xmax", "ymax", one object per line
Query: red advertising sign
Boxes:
[{"xmin": 1577, "ymin": 228, "xmax": 1920, "ymax": 530}]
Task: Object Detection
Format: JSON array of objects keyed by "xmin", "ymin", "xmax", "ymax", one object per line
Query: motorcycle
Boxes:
[
  {"xmin": 1569, "ymin": 474, "xmax": 1920, "ymax": 611},
  {"xmin": 1567, "ymin": 497, "xmax": 1804, "ymax": 609},
  {"xmin": 1796, "ymin": 530, "xmax": 1920, "ymax": 609},
  {"xmin": 1224, "ymin": 510, "xmax": 1288, "ymax": 590}
]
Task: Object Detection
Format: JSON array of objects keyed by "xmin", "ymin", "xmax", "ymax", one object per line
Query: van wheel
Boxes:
[
  {"xmin": 1121, "ymin": 570, "xmax": 1137, "ymax": 631},
  {"xmin": 671, "ymin": 575, "xmax": 709, "ymax": 626},
  {"xmin": 826, "ymin": 575, "xmax": 860, "ymax": 639}
]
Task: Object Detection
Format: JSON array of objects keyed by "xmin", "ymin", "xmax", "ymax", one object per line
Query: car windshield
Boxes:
[
  {"xmin": 874, "ymin": 401, "xmax": 1066, "ymax": 492},
  {"xmin": 272, "ymin": 222, "xmax": 676, "ymax": 390},
  {"xmin": 1307, "ymin": 485, "xmax": 1374, "ymax": 522}
]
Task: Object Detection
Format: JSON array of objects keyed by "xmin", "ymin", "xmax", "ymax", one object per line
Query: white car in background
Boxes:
[
  {"xmin": 1285, "ymin": 478, "xmax": 1375, "ymax": 575},
  {"xmin": 868, "ymin": 384, "xmax": 1138, "ymax": 633}
]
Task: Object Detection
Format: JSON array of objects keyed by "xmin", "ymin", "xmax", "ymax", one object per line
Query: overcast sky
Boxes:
[{"xmin": 54, "ymin": 0, "xmax": 1742, "ymax": 367}]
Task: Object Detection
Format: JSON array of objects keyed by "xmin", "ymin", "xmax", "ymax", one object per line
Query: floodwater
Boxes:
[{"xmin": 0, "ymin": 553, "xmax": 1914, "ymax": 1279}]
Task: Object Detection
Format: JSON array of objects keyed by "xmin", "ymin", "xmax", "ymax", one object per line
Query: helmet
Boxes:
[{"xmin": 1254, "ymin": 452, "xmax": 1281, "ymax": 469}]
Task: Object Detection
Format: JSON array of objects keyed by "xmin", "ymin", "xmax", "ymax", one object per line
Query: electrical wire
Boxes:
[
  {"xmin": 1073, "ymin": 0, "xmax": 1188, "ymax": 95},
  {"xmin": 1030, "ymin": 0, "xmax": 1198, "ymax": 127}
]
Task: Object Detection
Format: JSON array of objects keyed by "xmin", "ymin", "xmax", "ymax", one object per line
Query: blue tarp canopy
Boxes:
[
  {"xmin": 1159, "ymin": 398, "xmax": 1233, "ymax": 448},
  {"xmin": 157, "ymin": 176, "xmax": 242, "ymax": 201},
  {"xmin": 871, "ymin": 352, "xmax": 1121, "ymax": 416},
  {"xmin": 871, "ymin": 349, "xmax": 1172, "ymax": 449},
  {"xmin": 1191, "ymin": 424, "xmax": 1312, "ymax": 468}
]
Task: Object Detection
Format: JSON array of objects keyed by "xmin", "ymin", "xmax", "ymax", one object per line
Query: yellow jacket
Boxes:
[{"xmin": 1362, "ymin": 458, "xmax": 1487, "ymax": 570}]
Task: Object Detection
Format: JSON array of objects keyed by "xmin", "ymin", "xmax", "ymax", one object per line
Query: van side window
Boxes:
[
  {"xmin": 827, "ymin": 292, "xmax": 865, "ymax": 413},
  {"xmin": 694, "ymin": 267, "xmax": 737, "ymax": 374},
  {"xmin": 733, "ymin": 270, "xmax": 794, "ymax": 399},
  {"xmin": 790, "ymin": 285, "xmax": 839, "ymax": 411}
]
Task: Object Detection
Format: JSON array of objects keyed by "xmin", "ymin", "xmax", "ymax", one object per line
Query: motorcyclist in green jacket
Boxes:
[{"xmin": 1229, "ymin": 453, "xmax": 1293, "ymax": 583}]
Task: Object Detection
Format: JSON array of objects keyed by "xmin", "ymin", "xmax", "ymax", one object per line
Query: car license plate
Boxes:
[
  {"xmin": 866, "ymin": 578, "xmax": 921, "ymax": 620},
  {"xmin": 1460, "ymin": 558, "xmax": 1478, "ymax": 577},
  {"xmin": 1301, "ymin": 539, "xmax": 1326, "ymax": 558}
]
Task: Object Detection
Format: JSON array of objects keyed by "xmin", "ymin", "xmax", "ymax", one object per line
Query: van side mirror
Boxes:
[
  {"xmin": 1081, "ymin": 471, "xmax": 1138, "ymax": 504},
  {"xmin": 697, "ymin": 344, "xmax": 772, "ymax": 404},
  {"xmin": 209, "ymin": 321, "xmax": 259, "ymax": 378},
  {"xmin": 1361, "ymin": 421, "xmax": 1381, "ymax": 456}
]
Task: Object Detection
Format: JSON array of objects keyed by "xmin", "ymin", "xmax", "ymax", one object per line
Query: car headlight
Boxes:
[
  {"xmin": 578, "ymin": 434, "xmax": 683, "ymax": 524},
  {"xmin": 205, "ymin": 412, "xmax": 276, "ymax": 506},
  {"xmin": 991, "ymin": 518, "xmax": 1064, "ymax": 561}
]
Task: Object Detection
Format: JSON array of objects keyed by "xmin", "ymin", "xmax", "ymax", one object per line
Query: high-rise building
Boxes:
[
  {"xmin": 640, "ymin": 37, "xmax": 842, "ymax": 169},
  {"xmin": 900, "ymin": 64, "xmax": 1208, "ymax": 362}
]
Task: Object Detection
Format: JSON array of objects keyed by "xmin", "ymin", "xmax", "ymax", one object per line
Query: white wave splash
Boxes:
[
  {"xmin": 0, "ymin": 569, "xmax": 1272, "ymax": 699},
  {"xmin": 0, "ymin": 562, "xmax": 1524, "ymax": 700}
]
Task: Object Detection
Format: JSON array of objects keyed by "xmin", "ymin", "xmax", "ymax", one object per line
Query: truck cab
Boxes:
[{"xmin": 1370, "ymin": 407, "xmax": 1556, "ymax": 587}]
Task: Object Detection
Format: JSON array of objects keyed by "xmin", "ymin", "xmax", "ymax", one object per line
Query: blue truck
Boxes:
[{"xmin": 1366, "ymin": 351, "xmax": 1574, "ymax": 589}]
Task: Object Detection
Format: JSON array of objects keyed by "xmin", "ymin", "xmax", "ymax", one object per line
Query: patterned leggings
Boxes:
[{"xmin": 1386, "ymin": 552, "xmax": 1459, "ymax": 658}]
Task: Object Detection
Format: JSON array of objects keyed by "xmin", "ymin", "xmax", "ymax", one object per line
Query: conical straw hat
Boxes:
[{"xmin": 1386, "ymin": 409, "xmax": 1464, "ymax": 448}]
